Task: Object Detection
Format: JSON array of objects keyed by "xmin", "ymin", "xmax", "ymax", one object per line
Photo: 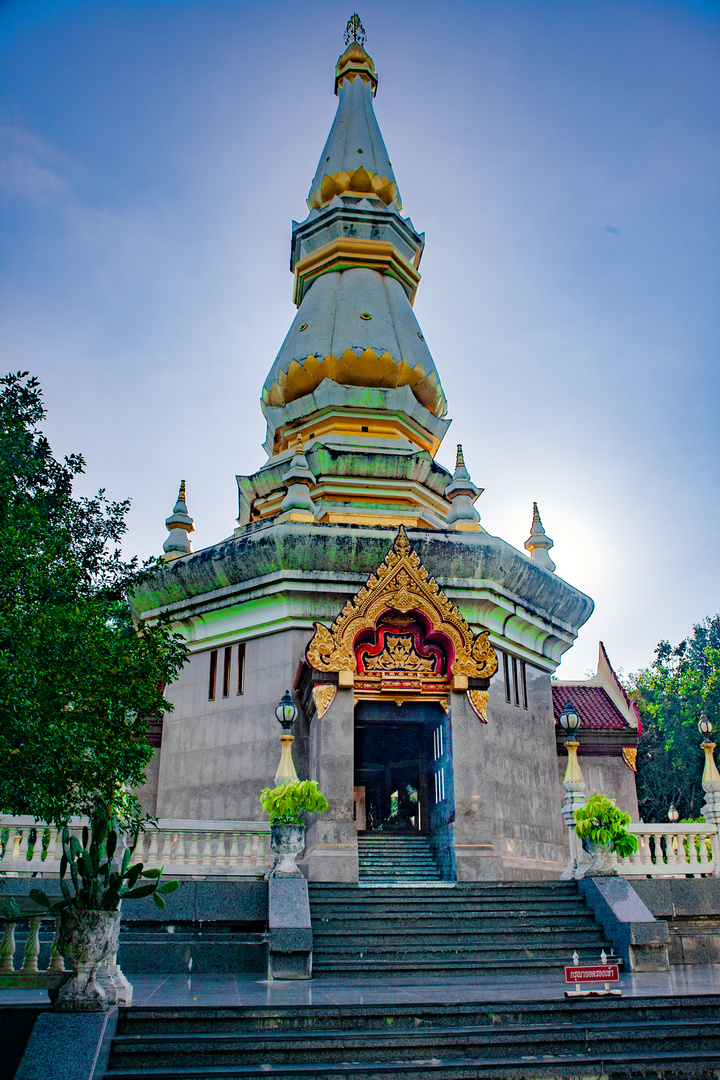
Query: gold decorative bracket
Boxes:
[
  {"xmin": 622, "ymin": 747, "xmax": 638, "ymax": 773},
  {"xmin": 312, "ymin": 684, "xmax": 337, "ymax": 719},
  {"xmin": 467, "ymin": 689, "xmax": 489, "ymax": 723}
]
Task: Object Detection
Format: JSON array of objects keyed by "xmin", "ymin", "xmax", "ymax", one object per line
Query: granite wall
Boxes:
[
  {"xmin": 460, "ymin": 660, "xmax": 569, "ymax": 880},
  {"xmin": 155, "ymin": 629, "xmax": 312, "ymax": 820}
]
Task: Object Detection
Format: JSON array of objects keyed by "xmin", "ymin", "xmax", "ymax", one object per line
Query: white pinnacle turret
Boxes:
[
  {"xmin": 524, "ymin": 502, "xmax": 556, "ymax": 572},
  {"xmin": 162, "ymin": 480, "xmax": 194, "ymax": 560},
  {"xmin": 445, "ymin": 444, "xmax": 483, "ymax": 531}
]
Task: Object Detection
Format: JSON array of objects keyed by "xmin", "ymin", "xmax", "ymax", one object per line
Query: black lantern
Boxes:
[
  {"xmin": 558, "ymin": 699, "xmax": 580, "ymax": 736},
  {"xmin": 275, "ymin": 690, "xmax": 298, "ymax": 732},
  {"xmin": 698, "ymin": 712, "xmax": 713, "ymax": 739}
]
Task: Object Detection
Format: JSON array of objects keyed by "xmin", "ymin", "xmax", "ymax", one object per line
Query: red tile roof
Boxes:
[{"xmin": 552, "ymin": 685, "xmax": 630, "ymax": 730}]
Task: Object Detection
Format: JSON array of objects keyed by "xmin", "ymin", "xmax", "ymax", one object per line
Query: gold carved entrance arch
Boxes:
[{"xmin": 306, "ymin": 526, "xmax": 497, "ymax": 720}]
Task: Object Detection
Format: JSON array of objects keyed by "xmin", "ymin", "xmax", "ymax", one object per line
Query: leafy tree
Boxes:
[
  {"xmin": 0, "ymin": 372, "xmax": 187, "ymax": 826},
  {"xmin": 628, "ymin": 616, "xmax": 720, "ymax": 822}
]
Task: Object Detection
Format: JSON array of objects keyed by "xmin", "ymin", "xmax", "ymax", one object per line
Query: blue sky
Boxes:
[{"xmin": 1, "ymin": 0, "xmax": 718, "ymax": 679}]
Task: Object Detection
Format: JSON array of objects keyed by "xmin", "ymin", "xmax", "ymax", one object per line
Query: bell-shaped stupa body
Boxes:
[{"xmin": 248, "ymin": 38, "xmax": 455, "ymax": 530}]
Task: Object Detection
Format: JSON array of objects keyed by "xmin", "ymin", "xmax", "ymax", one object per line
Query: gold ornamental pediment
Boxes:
[{"xmin": 306, "ymin": 526, "xmax": 498, "ymax": 687}]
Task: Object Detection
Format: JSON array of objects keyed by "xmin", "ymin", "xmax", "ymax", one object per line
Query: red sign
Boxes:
[{"xmin": 565, "ymin": 964, "xmax": 619, "ymax": 984}]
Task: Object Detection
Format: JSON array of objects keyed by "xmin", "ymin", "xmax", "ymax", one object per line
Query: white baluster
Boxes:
[
  {"xmin": 174, "ymin": 831, "xmax": 186, "ymax": 864},
  {"xmin": 227, "ymin": 832, "xmax": 241, "ymax": 867},
  {"xmin": 21, "ymin": 916, "xmax": 42, "ymax": 973},
  {"xmin": 51, "ymin": 828, "xmax": 63, "ymax": 863},
  {"xmin": 187, "ymin": 832, "xmax": 200, "ymax": 866},
  {"xmin": 204, "ymin": 832, "xmax": 216, "ymax": 866},
  {"xmin": 643, "ymin": 833, "xmax": 656, "ymax": 868},
  {"xmin": 629, "ymin": 833, "xmax": 644, "ymax": 867},
  {"xmin": 12, "ymin": 829, "xmax": 22, "ymax": 860},
  {"xmin": 242, "ymin": 831, "xmax": 254, "ymax": 869},
  {"xmin": 48, "ymin": 920, "xmax": 66, "ymax": 972},
  {"xmin": 145, "ymin": 828, "xmax": 161, "ymax": 865},
  {"xmin": 0, "ymin": 921, "xmax": 16, "ymax": 972}
]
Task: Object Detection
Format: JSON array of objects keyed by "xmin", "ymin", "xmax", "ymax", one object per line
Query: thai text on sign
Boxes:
[{"xmin": 565, "ymin": 964, "xmax": 619, "ymax": 984}]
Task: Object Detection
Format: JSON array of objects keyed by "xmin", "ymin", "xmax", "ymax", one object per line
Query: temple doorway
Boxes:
[{"xmin": 353, "ymin": 700, "xmax": 455, "ymax": 869}]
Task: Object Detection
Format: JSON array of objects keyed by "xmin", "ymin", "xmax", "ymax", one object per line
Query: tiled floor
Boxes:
[{"xmin": 3, "ymin": 965, "xmax": 720, "ymax": 1008}]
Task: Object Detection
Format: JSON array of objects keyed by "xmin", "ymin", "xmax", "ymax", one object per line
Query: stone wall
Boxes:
[
  {"xmin": 455, "ymin": 660, "xmax": 569, "ymax": 881},
  {"xmin": 156, "ymin": 629, "xmax": 312, "ymax": 820},
  {"xmin": 572, "ymin": 754, "xmax": 640, "ymax": 820},
  {"xmin": 631, "ymin": 879, "xmax": 720, "ymax": 965}
]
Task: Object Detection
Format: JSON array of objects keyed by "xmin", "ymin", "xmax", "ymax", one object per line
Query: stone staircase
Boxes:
[
  {"xmin": 358, "ymin": 833, "xmax": 443, "ymax": 883},
  {"xmin": 309, "ymin": 881, "xmax": 619, "ymax": 978},
  {"xmin": 103, "ymin": 995, "xmax": 720, "ymax": 1078}
]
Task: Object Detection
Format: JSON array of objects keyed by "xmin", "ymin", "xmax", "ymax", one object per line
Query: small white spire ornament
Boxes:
[
  {"xmin": 162, "ymin": 481, "xmax": 194, "ymax": 561},
  {"xmin": 280, "ymin": 434, "xmax": 320, "ymax": 520},
  {"xmin": 524, "ymin": 502, "xmax": 556, "ymax": 572},
  {"xmin": 445, "ymin": 444, "xmax": 482, "ymax": 531}
]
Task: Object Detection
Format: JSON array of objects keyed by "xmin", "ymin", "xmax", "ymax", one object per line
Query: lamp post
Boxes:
[
  {"xmin": 697, "ymin": 713, "xmax": 720, "ymax": 877},
  {"xmin": 559, "ymin": 699, "xmax": 591, "ymax": 880},
  {"xmin": 668, "ymin": 804, "xmax": 679, "ymax": 823},
  {"xmin": 274, "ymin": 690, "xmax": 299, "ymax": 785}
]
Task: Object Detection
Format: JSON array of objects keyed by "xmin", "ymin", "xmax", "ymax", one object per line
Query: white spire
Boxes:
[
  {"xmin": 280, "ymin": 435, "xmax": 320, "ymax": 520},
  {"xmin": 445, "ymin": 444, "xmax": 483, "ymax": 531},
  {"xmin": 524, "ymin": 502, "xmax": 556, "ymax": 572},
  {"xmin": 162, "ymin": 481, "xmax": 194, "ymax": 560}
]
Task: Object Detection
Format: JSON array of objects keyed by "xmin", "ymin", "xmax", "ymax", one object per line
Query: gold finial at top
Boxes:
[
  {"xmin": 344, "ymin": 12, "xmax": 366, "ymax": 46},
  {"xmin": 294, "ymin": 432, "xmax": 304, "ymax": 452},
  {"xmin": 179, "ymin": 480, "xmax": 186, "ymax": 502},
  {"xmin": 456, "ymin": 444, "xmax": 465, "ymax": 468}
]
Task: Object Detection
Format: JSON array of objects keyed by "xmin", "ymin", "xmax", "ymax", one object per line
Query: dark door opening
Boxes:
[
  {"xmin": 354, "ymin": 700, "xmax": 456, "ymax": 878},
  {"xmin": 355, "ymin": 720, "xmax": 425, "ymax": 833}
]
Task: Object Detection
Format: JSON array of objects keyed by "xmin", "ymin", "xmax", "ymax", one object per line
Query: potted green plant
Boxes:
[
  {"xmin": 29, "ymin": 812, "xmax": 178, "ymax": 1011},
  {"xmin": 260, "ymin": 780, "xmax": 329, "ymax": 877},
  {"xmin": 574, "ymin": 793, "xmax": 639, "ymax": 876}
]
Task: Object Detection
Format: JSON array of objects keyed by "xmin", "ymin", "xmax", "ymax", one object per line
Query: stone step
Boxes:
[
  {"xmin": 114, "ymin": 995, "xmax": 720, "ymax": 1035},
  {"xmin": 105, "ymin": 1010, "xmax": 720, "ymax": 1078},
  {"xmin": 310, "ymin": 909, "xmax": 591, "ymax": 922},
  {"xmin": 313, "ymin": 928, "xmax": 613, "ymax": 946},
  {"xmin": 310, "ymin": 907, "xmax": 596, "ymax": 921}
]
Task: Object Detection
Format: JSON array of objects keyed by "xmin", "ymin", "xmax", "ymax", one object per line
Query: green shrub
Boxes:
[
  {"xmin": 574, "ymin": 793, "xmax": 639, "ymax": 859},
  {"xmin": 261, "ymin": 780, "xmax": 329, "ymax": 825}
]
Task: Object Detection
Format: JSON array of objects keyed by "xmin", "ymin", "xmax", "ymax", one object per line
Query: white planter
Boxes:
[
  {"xmin": 585, "ymin": 839, "xmax": 617, "ymax": 877},
  {"xmin": 268, "ymin": 823, "xmax": 305, "ymax": 878},
  {"xmin": 55, "ymin": 910, "xmax": 121, "ymax": 1011}
]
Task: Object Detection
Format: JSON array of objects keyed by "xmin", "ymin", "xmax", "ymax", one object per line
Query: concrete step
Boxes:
[
  {"xmin": 105, "ymin": 999, "xmax": 720, "ymax": 1078},
  {"xmin": 100, "ymin": 1049, "xmax": 720, "ymax": 1078},
  {"xmin": 309, "ymin": 912, "xmax": 600, "ymax": 927},
  {"xmin": 311, "ymin": 927, "xmax": 608, "ymax": 942},
  {"xmin": 114, "ymin": 995, "xmax": 720, "ymax": 1034},
  {"xmin": 312, "ymin": 942, "xmax": 614, "ymax": 959},
  {"xmin": 108, "ymin": 1021, "xmax": 720, "ymax": 1069}
]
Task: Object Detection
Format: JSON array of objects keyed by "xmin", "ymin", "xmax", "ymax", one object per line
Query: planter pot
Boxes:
[
  {"xmin": 55, "ymin": 909, "xmax": 121, "ymax": 1012},
  {"xmin": 268, "ymin": 823, "xmax": 305, "ymax": 878},
  {"xmin": 584, "ymin": 839, "xmax": 618, "ymax": 877}
]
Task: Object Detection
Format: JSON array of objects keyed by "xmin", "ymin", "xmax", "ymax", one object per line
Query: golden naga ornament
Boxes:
[
  {"xmin": 311, "ymin": 684, "xmax": 337, "ymax": 719},
  {"xmin": 622, "ymin": 747, "xmax": 638, "ymax": 773},
  {"xmin": 306, "ymin": 526, "xmax": 498, "ymax": 688},
  {"xmin": 467, "ymin": 689, "xmax": 490, "ymax": 724}
]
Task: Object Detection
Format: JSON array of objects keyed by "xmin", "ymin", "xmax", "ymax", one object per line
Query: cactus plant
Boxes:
[{"xmin": 28, "ymin": 814, "xmax": 178, "ymax": 914}]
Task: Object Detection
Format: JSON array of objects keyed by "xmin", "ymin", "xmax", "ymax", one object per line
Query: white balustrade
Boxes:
[
  {"xmin": 0, "ymin": 817, "xmax": 272, "ymax": 878},
  {"xmin": 0, "ymin": 914, "xmax": 68, "ymax": 996},
  {"xmin": 612, "ymin": 823, "xmax": 718, "ymax": 878}
]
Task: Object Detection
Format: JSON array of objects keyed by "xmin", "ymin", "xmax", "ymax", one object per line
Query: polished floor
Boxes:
[{"xmin": 3, "ymin": 965, "xmax": 720, "ymax": 1008}]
